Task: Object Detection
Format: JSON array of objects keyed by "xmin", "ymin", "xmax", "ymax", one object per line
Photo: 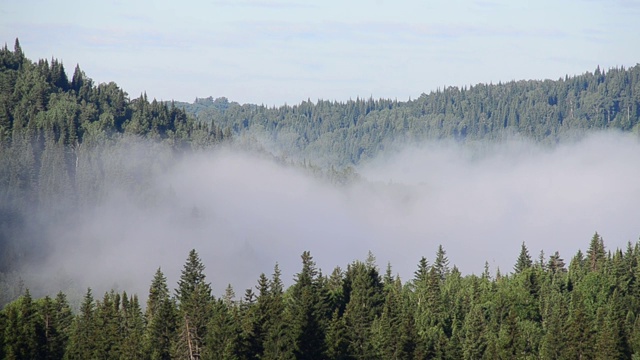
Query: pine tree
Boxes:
[
  {"xmin": 262, "ymin": 264, "xmax": 295, "ymax": 360},
  {"xmin": 565, "ymin": 290, "xmax": 594, "ymax": 359},
  {"xmin": 514, "ymin": 242, "xmax": 533, "ymax": 274},
  {"xmin": 146, "ymin": 268, "xmax": 177, "ymax": 360},
  {"xmin": 540, "ymin": 291, "xmax": 569, "ymax": 359},
  {"xmin": 94, "ymin": 290, "xmax": 122, "ymax": 359},
  {"xmin": 36, "ymin": 292, "xmax": 72, "ymax": 360},
  {"xmin": 587, "ymin": 232, "xmax": 607, "ymax": 272},
  {"xmin": 66, "ymin": 288, "xmax": 97, "ymax": 360},
  {"xmin": 372, "ymin": 276, "xmax": 410, "ymax": 359},
  {"xmin": 2, "ymin": 298, "xmax": 21, "ymax": 359},
  {"xmin": 2, "ymin": 290, "xmax": 46, "ymax": 359},
  {"xmin": 174, "ymin": 249, "xmax": 213, "ymax": 360},
  {"xmin": 413, "ymin": 256, "xmax": 429, "ymax": 287},
  {"xmin": 547, "ymin": 251, "xmax": 567, "ymax": 274},
  {"xmin": 325, "ymin": 309, "xmax": 349, "ymax": 360},
  {"xmin": 462, "ymin": 304, "xmax": 487, "ymax": 360},
  {"xmin": 206, "ymin": 299, "xmax": 241, "ymax": 360},
  {"xmin": 343, "ymin": 259, "xmax": 384, "ymax": 359},
  {"xmin": 594, "ymin": 290, "xmax": 630, "ymax": 359},
  {"xmin": 434, "ymin": 245, "xmax": 450, "ymax": 281},
  {"xmin": 13, "ymin": 38, "xmax": 23, "ymax": 63},
  {"xmin": 237, "ymin": 288, "xmax": 259, "ymax": 358},
  {"xmin": 290, "ymin": 251, "xmax": 326, "ymax": 360},
  {"xmin": 120, "ymin": 293, "xmax": 146, "ymax": 359}
]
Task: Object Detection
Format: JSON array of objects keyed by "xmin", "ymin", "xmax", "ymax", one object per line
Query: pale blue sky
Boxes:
[{"xmin": 2, "ymin": 0, "xmax": 639, "ymax": 105}]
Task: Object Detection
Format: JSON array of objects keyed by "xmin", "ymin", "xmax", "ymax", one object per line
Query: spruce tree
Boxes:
[
  {"xmin": 343, "ymin": 259, "xmax": 384, "ymax": 359},
  {"xmin": 120, "ymin": 294, "xmax": 146, "ymax": 359},
  {"xmin": 66, "ymin": 288, "xmax": 97, "ymax": 360},
  {"xmin": 206, "ymin": 299, "xmax": 241, "ymax": 360},
  {"xmin": 94, "ymin": 290, "xmax": 122, "ymax": 359},
  {"xmin": 146, "ymin": 268, "xmax": 177, "ymax": 360},
  {"xmin": 462, "ymin": 304, "xmax": 487, "ymax": 360},
  {"xmin": 325, "ymin": 309, "xmax": 349, "ymax": 360},
  {"xmin": 587, "ymin": 232, "xmax": 607, "ymax": 272},
  {"xmin": 174, "ymin": 249, "xmax": 213, "ymax": 360},
  {"xmin": 291, "ymin": 251, "xmax": 326, "ymax": 360},
  {"xmin": 514, "ymin": 242, "xmax": 533, "ymax": 274},
  {"xmin": 262, "ymin": 264, "xmax": 295, "ymax": 360},
  {"xmin": 433, "ymin": 245, "xmax": 450, "ymax": 281}
]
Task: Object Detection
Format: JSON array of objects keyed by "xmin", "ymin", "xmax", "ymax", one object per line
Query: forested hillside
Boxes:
[
  {"xmin": 3, "ymin": 234, "xmax": 640, "ymax": 359},
  {"xmin": 0, "ymin": 40, "xmax": 227, "ymax": 287},
  {"xmin": 0, "ymin": 39, "xmax": 229, "ymax": 207},
  {"xmin": 180, "ymin": 64, "xmax": 640, "ymax": 165}
]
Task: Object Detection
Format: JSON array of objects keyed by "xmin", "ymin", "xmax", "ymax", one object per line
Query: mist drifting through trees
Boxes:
[{"xmin": 2, "ymin": 40, "xmax": 640, "ymax": 359}]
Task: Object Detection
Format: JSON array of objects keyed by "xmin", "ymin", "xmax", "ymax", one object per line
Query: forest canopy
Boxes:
[
  {"xmin": 177, "ymin": 62, "xmax": 640, "ymax": 166},
  {"xmin": 2, "ymin": 235, "xmax": 640, "ymax": 359}
]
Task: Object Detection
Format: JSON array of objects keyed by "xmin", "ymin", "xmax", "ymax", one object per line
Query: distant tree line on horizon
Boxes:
[
  {"xmin": 179, "ymin": 62, "xmax": 640, "ymax": 165},
  {"xmin": 3, "ymin": 233, "xmax": 640, "ymax": 359}
]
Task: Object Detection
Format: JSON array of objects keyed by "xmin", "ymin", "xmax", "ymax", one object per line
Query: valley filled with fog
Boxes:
[{"xmin": 14, "ymin": 131, "xmax": 639, "ymax": 300}]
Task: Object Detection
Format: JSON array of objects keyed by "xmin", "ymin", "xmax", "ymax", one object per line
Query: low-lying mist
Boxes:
[{"xmin": 18, "ymin": 131, "xmax": 640, "ymax": 302}]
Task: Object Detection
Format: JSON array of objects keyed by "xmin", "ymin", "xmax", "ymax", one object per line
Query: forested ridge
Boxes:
[
  {"xmin": 0, "ymin": 38, "xmax": 227, "ymax": 210},
  {"xmin": 3, "ymin": 234, "xmax": 640, "ymax": 359},
  {"xmin": 0, "ymin": 39, "xmax": 228, "ymax": 285},
  {"xmin": 180, "ymin": 62, "xmax": 640, "ymax": 165}
]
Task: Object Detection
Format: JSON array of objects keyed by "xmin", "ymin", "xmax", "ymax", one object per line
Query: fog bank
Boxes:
[{"xmin": 23, "ymin": 131, "xmax": 640, "ymax": 300}]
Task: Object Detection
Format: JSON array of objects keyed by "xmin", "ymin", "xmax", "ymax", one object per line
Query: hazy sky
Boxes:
[{"xmin": 2, "ymin": 0, "xmax": 639, "ymax": 105}]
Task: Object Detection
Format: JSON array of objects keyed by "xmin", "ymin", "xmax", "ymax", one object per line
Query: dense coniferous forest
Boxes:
[
  {"xmin": 178, "ymin": 63, "xmax": 640, "ymax": 165},
  {"xmin": 3, "ymin": 39, "xmax": 640, "ymax": 358},
  {"xmin": 0, "ymin": 40, "xmax": 227, "ymax": 291},
  {"xmin": 3, "ymin": 235, "xmax": 640, "ymax": 359}
]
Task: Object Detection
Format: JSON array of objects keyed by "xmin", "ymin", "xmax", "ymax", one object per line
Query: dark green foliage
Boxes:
[
  {"xmin": 462, "ymin": 304, "xmax": 487, "ymax": 360},
  {"xmin": 3, "ymin": 290, "xmax": 46, "ymax": 359},
  {"xmin": 290, "ymin": 251, "xmax": 326, "ymax": 359},
  {"xmin": 66, "ymin": 288, "xmax": 97, "ymax": 359},
  {"xmin": 94, "ymin": 290, "xmax": 122, "ymax": 359},
  {"xmin": 342, "ymin": 258, "xmax": 384, "ymax": 359},
  {"xmin": 261, "ymin": 265, "xmax": 295, "ymax": 360},
  {"xmin": 587, "ymin": 232, "xmax": 607, "ymax": 272},
  {"xmin": 514, "ymin": 241, "xmax": 533, "ymax": 274},
  {"xmin": 120, "ymin": 293, "xmax": 146, "ymax": 359},
  {"xmin": 146, "ymin": 268, "xmax": 177, "ymax": 360},
  {"xmin": 206, "ymin": 299, "xmax": 241, "ymax": 360},
  {"xmin": 174, "ymin": 249, "xmax": 213, "ymax": 360},
  {"xmin": 2, "ymin": 238, "xmax": 640, "ymax": 359},
  {"xmin": 178, "ymin": 64, "xmax": 640, "ymax": 167},
  {"xmin": 434, "ymin": 244, "xmax": 450, "ymax": 282},
  {"xmin": 0, "ymin": 41, "xmax": 230, "ymax": 299}
]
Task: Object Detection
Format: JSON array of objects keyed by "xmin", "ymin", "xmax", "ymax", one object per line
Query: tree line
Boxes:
[
  {"xmin": 0, "ymin": 39, "xmax": 230, "ymax": 280},
  {"xmin": 0, "ymin": 38, "xmax": 228, "ymax": 212},
  {"xmin": 180, "ymin": 62, "xmax": 640, "ymax": 166},
  {"xmin": 2, "ymin": 233, "xmax": 640, "ymax": 359}
]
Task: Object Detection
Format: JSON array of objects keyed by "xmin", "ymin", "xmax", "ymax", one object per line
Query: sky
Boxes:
[{"xmin": 2, "ymin": 0, "xmax": 639, "ymax": 106}]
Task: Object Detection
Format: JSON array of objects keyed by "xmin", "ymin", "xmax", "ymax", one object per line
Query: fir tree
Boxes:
[
  {"xmin": 66, "ymin": 288, "xmax": 97, "ymax": 360},
  {"xmin": 514, "ymin": 242, "xmax": 533, "ymax": 274},
  {"xmin": 434, "ymin": 244, "xmax": 450, "ymax": 281},
  {"xmin": 146, "ymin": 269, "xmax": 177, "ymax": 360},
  {"xmin": 342, "ymin": 259, "xmax": 384, "ymax": 359},
  {"xmin": 290, "ymin": 251, "xmax": 326, "ymax": 360},
  {"xmin": 174, "ymin": 249, "xmax": 213, "ymax": 360},
  {"xmin": 587, "ymin": 232, "xmax": 607, "ymax": 272}
]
